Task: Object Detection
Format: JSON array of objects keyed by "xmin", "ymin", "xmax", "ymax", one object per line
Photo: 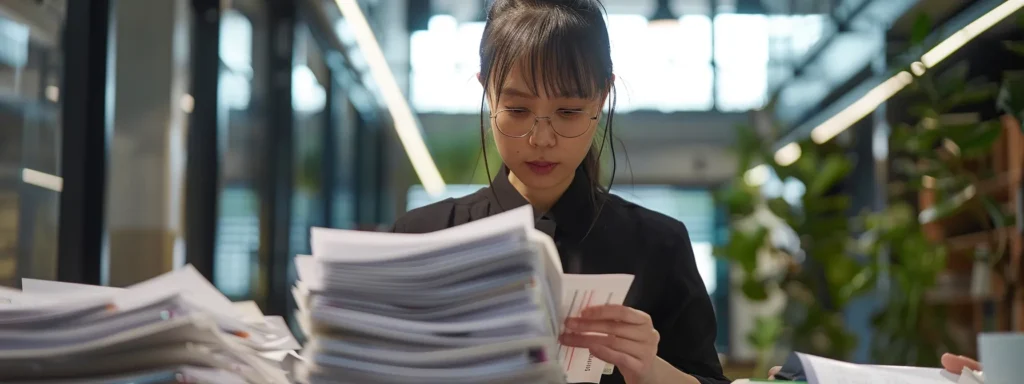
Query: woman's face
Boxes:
[{"xmin": 485, "ymin": 66, "xmax": 607, "ymax": 192}]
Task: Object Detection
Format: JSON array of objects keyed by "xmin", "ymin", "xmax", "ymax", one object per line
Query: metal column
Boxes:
[
  {"xmin": 185, "ymin": 0, "xmax": 222, "ymax": 282},
  {"xmin": 322, "ymin": 74, "xmax": 337, "ymax": 228},
  {"xmin": 354, "ymin": 115, "xmax": 382, "ymax": 227},
  {"xmin": 57, "ymin": 0, "xmax": 112, "ymax": 284},
  {"xmin": 259, "ymin": 0, "xmax": 295, "ymax": 316}
]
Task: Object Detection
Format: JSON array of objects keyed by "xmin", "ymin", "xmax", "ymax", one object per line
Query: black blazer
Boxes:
[{"xmin": 392, "ymin": 166, "xmax": 729, "ymax": 384}]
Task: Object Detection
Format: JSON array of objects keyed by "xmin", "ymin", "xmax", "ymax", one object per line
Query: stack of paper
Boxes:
[
  {"xmin": 292, "ymin": 206, "xmax": 634, "ymax": 384},
  {"xmin": 793, "ymin": 353, "xmax": 980, "ymax": 384},
  {"xmin": 0, "ymin": 266, "xmax": 296, "ymax": 384}
]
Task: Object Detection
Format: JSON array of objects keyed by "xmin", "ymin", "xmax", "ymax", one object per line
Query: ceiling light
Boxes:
[
  {"xmin": 22, "ymin": 168, "xmax": 63, "ymax": 192},
  {"xmin": 810, "ymin": 71, "xmax": 913, "ymax": 144},
  {"xmin": 180, "ymin": 93, "xmax": 195, "ymax": 114},
  {"xmin": 744, "ymin": 164, "xmax": 770, "ymax": 186},
  {"xmin": 910, "ymin": 61, "xmax": 926, "ymax": 76},
  {"xmin": 797, "ymin": 1, "xmax": 1022, "ymax": 148},
  {"xmin": 921, "ymin": 0, "xmax": 1024, "ymax": 68},
  {"xmin": 774, "ymin": 142, "xmax": 801, "ymax": 166},
  {"xmin": 334, "ymin": 0, "xmax": 447, "ymax": 196},
  {"xmin": 45, "ymin": 85, "xmax": 59, "ymax": 102}
]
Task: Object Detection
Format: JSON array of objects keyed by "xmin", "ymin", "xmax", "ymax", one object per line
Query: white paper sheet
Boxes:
[
  {"xmin": 558, "ymin": 274, "xmax": 635, "ymax": 384},
  {"xmin": 958, "ymin": 367, "xmax": 984, "ymax": 384},
  {"xmin": 800, "ymin": 353, "xmax": 959, "ymax": 384},
  {"xmin": 116, "ymin": 265, "xmax": 239, "ymax": 317},
  {"xmin": 232, "ymin": 301, "xmax": 266, "ymax": 322},
  {"xmin": 22, "ymin": 279, "xmax": 123, "ymax": 296},
  {"xmin": 311, "ymin": 205, "xmax": 534, "ymax": 262}
]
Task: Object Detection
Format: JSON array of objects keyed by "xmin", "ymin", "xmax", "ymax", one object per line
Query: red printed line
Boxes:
[{"xmin": 567, "ymin": 289, "xmax": 595, "ymax": 372}]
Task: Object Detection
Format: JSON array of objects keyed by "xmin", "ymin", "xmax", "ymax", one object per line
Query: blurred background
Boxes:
[{"xmin": 1, "ymin": 0, "xmax": 1021, "ymax": 377}]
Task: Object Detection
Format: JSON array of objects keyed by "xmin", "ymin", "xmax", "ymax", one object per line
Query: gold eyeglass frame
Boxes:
[{"xmin": 489, "ymin": 109, "xmax": 600, "ymax": 139}]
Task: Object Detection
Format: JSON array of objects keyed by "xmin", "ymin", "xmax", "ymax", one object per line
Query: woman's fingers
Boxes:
[
  {"xmin": 767, "ymin": 365, "xmax": 782, "ymax": 379},
  {"xmin": 564, "ymin": 318, "xmax": 658, "ymax": 342},
  {"xmin": 587, "ymin": 344, "xmax": 645, "ymax": 375},
  {"xmin": 941, "ymin": 353, "xmax": 981, "ymax": 373},
  {"xmin": 579, "ymin": 305, "xmax": 651, "ymax": 325},
  {"xmin": 559, "ymin": 332, "xmax": 649, "ymax": 361}
]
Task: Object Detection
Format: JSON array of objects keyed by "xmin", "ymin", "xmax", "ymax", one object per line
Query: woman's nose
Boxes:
[{"xmin": 529, "ymin": 118, "xmax": 557, "ymax": 147}]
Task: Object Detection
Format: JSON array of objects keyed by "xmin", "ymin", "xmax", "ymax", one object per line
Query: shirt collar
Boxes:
[{"xmin": 490, "ymin": 165, "xmax": 598, "ymax": 238}]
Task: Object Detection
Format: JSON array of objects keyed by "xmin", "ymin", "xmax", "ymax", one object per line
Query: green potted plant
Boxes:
[
  {"xmin": 715, "ymin": 115, "xmax": 867, "ymax": 374},
  {"xmin": 870, "ymin": 32, "xmax": 1024, "ymax": 364}
]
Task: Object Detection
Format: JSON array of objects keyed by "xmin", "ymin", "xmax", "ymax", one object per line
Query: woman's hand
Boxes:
[
  {"xmin": 941, "ymin": 353, "xmax": 981, "ymax": 374},
  {"xmin": 559, "ymin": 305, "xmax": 660, "ymax": 384}
]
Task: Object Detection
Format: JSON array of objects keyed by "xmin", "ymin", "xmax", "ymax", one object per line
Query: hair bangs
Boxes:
[{"xmin": 483, "ymin": 7, "xmax": 611, "ymax": 103}]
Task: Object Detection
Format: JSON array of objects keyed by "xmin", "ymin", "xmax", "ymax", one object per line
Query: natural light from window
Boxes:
[{"xmin": 409, "ymin": 13, "xmax": 824, "ymax": 114}]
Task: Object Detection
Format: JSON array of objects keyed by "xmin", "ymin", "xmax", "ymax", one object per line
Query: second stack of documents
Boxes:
[{"xmin": 292, "ymin": 206, "xmax": 566, "ymax": 384}]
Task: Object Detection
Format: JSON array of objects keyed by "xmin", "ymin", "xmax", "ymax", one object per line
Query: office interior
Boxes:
[{"xmin": 1, "ymin": 0, "xmax": 1022, "ymax": 378}]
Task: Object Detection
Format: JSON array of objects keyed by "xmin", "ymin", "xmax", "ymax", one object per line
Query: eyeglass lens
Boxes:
[{"xmin": 493, "ymin": 110, "xmax": 595, "ymax": 138}]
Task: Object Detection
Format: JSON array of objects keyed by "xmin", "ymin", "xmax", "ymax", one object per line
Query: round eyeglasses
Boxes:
[{"xmin": 490, "ymin": 109, "xmax": 599, "ymax": 138}]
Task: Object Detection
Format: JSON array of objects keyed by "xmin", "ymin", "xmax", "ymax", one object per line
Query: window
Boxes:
[
  {"xmin": 409, "ymin": 13, "xmax": 826, "ymax": 114},
  {"xmin": 0, "ymin": 12, "xmax": 64, "ymax": 287},
  {"xmin": 214, "ymin": 7, "xmax": 262, "ymax": 298}
]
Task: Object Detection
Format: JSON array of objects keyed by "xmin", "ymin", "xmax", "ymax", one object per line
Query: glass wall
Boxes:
[
  {"xmin": 329, "ymin": 83, "xmax": 359, "ymax": 229},
  {"xmin": 289, "ymin": 23, "xmax": 329, "ymax": 256},
  {"xmin": 409, "ymin": 13, "xmax": 827, "ymax": 114},
  {"xmin": 0, "ymin": 10, "xmax": 65, "ymax": 287},
  {"xmin": 214, "ymin": 2, "xmax": 265, "ymax": 298}
]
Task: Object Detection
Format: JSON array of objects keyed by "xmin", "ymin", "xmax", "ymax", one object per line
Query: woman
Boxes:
[{"xmin": 392, "ymin": 1, "xmax": 728, "ymax": 383}]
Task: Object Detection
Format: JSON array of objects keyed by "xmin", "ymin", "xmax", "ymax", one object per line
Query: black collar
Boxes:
[{"xmin": 490, "ymin": 165, "xmax": 599, "ymax": 239}]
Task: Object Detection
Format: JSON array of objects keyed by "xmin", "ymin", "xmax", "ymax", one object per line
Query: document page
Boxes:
[
  {"xmin": 799, "ymin": 353, "xmax": 959, "ymax": 384},
  {"xmin": 559, "ymin": 274, "xmax": 635, "ymax": 384}
]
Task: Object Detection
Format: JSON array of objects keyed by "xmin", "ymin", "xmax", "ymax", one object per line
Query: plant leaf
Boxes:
[
  {"xmin": 767, "ymin": 197, "xmax": 796, "ymax": 226},
  {"xmin": 944, "ymin": 81, "xmax": 999, "ymax": 109},
  {"xmin": 955, "ymin": 120, "xmax": 1003, "ymax": 158},
  {"xmin": 935, "ymin": 61, "xmax": 970, "ymax": 99},
  {"xmin": 806, "ymin": 154, "xmax": 853, "ymax": 197},
  {"xmin": 716, "ymin": 182, "xmax": 758, "ymax": 217},
  {"xmin": 1005, "ymin": 40, "xmax": 1024, "ymax": 57},
  {"xmin": 998, "ymin": 70, "xmax": 1024, "ymax": 125},
  {"xmin": 910, "ymin": 13, "xmax": 932, "ymax": 46},
  {"xmin": 720, "ymin": 227, "xmax": 769, "ymax": 274},
  {"xmin": 742, "ymin": 278, "xmax": 770, "ymax": 301}
]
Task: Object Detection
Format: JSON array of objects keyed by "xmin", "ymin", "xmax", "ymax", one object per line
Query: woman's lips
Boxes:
[{"xmin": 525, "ymin": 161, "xmax": 558, "ymax": 175}]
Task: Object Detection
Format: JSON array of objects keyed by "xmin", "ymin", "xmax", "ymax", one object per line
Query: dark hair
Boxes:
[{"xmin": 478, "ymin": 0, "xmax": 618, "ymax": 231}]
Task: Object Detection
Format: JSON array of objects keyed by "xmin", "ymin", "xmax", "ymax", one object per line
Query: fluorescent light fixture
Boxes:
[
  {"xmin": 180, "ymin": 93, "xmax": 195, "ymax": 114},
  {"xmin": 333, "ymin": 0, "xmax": 447, "ymax": 196},
  {"xmin": 803, "ymin": 1, "xmax": 1022, "ymax": 146},
  {"xmin": 774, "ymin": 142, "xmax": 802, "ymax": 166},
  {"xmin": 22, "ymin": 168, "xmax": 63, "ymax": 192},
  {"xmin": 910, "ymin": 61, "xmax": 926, "ymax": 76},
  {"xmin": 744, "ymin": 164, "xmax": 770, "ymax": 186},
  {"xmin": 921, "ymin": 0, "xmax": 1024, "ymax": 68},
  {"xmin": 45, "ymin": 85, "xmax": 59, "ymax": 102},
  {"xmin": 810, "ymin": 71, "xmax": 913, "ymax": 144}
]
